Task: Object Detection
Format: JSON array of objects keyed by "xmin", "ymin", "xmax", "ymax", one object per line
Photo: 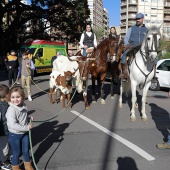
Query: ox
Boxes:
[
  {"xmin": 49, "ymin": 70, "xmax": 74, "ymax": 108},
  {"xmin": 49, "ymin": 55, "xmax": 90, "ymax": 109}
]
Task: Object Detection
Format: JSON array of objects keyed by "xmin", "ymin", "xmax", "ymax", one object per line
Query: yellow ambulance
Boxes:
[{"xmin": 20, "ymin": 40, "xmax": 67, "ymax": 73}]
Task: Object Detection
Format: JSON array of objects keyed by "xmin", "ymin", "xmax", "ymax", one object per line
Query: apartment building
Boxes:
[
  {"xmin": 103, "ymin": 8, "xmax": 109, "ymax": 38},
  {"xmin": 120, "ymin": 0, "xmax": 170, "ymax": 40}
]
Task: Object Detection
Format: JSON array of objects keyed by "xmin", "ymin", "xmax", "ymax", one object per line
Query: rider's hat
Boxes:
[{"xmin": 135, "ymin": 13, "xmax": 144, "ymax": 19}]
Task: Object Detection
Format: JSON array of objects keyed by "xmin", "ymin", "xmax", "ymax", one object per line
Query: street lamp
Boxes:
[{"xmin": 126, "ymin": 0, "xmax": 129, "ymax": 33}]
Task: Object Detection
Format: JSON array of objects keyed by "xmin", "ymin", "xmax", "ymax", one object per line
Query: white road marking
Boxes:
[{"xmin": 71, "ymin": 110, "xmax": 155, "ymax": 161}]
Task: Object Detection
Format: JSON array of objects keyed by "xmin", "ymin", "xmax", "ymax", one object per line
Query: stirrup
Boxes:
[{"xmin": 122, "ymin": 78, "xmax": 128, "ymax": 82}]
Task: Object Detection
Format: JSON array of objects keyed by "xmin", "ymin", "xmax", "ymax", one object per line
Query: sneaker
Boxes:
[
  {"xmin": 156, "ymin": 142, "xmax": 170, "ymax": 149},
  {"xmin": 28, "ymin": 95, "xmax": 32, "ymax": 101},
  {"xmin": 16, "ymin": 82, "xmax": 20, "ymax": 85},
  {"xmin": 1, "ymin": 161, "xmax": 12, "ymax": 170}
]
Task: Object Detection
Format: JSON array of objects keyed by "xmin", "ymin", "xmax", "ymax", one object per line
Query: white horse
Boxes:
[{"xmin": 119, "ymin": 25, "xmax": 161, "ymax": 121}]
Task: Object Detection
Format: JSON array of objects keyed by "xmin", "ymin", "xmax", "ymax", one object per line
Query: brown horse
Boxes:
[
  {"xmin": 88, "ymin": 35, "xmax": 121, "ymax": 104},
  {"xmin": 109, "ymin": 39, "xmax": 124, "ymax": 99}
]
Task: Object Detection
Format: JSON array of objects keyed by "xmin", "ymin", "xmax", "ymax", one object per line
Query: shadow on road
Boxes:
[
  {"xmin": 100, "ymin": 95, "xmax": 119, "ymax": 170},
  {"xmin": 117, "ymin": 157, "xmax": 139, "ymax": 170},
  {"xmin": 31, "ymin": 121, "xmax": 69, "ymax": 165},
  {"xmin": 150, "ymin": 103, "xmax": 170, "ymax": 142},
  {"xmin": 31, "ymin": 88, "xmax": 49, "ymax": 100}
]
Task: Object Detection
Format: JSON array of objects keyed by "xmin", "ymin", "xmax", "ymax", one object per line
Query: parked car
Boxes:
[{"xmin": 153, "ymin": 59, "xmax": 170, "ymax": 89}]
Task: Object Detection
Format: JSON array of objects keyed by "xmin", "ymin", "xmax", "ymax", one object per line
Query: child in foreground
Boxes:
[
  {"xmin": 6, "ymin": 86, "xmax": 34, "ymax": 170},
  {"xmin": 0, "ymin": 84, "xmax": 12, "ymax": 170}
]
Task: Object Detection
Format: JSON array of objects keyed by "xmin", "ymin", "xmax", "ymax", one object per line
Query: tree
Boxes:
[
  {"xmin": 0, "ymin": 0, "xmax": 90, "ymax": 55},
  {"xmin": 93, "ymin": 26, "xmax": 105, "ymax": 43}
]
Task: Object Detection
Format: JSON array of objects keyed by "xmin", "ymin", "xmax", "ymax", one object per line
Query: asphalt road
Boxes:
[{"xmin": 1, "ymin": 70, "xmax": 170, "ymax": 170}]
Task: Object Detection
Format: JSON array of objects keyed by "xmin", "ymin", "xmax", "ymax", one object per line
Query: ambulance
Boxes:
[{"xmin": 20, "ymin": 40, "xmax": 67, "ymax": 73}]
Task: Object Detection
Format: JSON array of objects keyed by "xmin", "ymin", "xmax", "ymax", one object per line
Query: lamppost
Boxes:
[{"xmin": 126, "ymin": 0, "xmax": 129, "ymax": 33}]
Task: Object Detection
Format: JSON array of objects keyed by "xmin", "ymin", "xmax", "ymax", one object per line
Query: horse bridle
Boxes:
[
  {"xmin": 141, "ymin": 32, "xmax": 160, "ymax": 60},
  {"xmin": 134, "ymin": 33, "xmax": 160, "ymax": 89}
]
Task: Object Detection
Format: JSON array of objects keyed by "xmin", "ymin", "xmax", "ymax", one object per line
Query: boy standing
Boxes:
[
  {"xmin": 17, "ymin": 52, "xmax": 35, "ymax": 101},
  {"xmin": 0, "ymin": 84, "xmax": 12, "ymax": 170}
]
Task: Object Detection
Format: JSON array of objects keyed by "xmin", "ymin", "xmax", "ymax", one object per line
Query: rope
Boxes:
[{"xmin": 27, "ymin": 58, "xmax": 88, "ymax": 169}]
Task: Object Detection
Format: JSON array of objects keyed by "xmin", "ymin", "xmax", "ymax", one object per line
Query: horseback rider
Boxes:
[
  {"xmin": 109, "ymin": 26, "xmax": 120, "ymax": 62},
  {"xmin": 121, "ymin": 13, "xmax": 148, "ymax": 81},
  {"xmin": 79, "ymin": 24, "xmax": 97, "ymax": 57}
]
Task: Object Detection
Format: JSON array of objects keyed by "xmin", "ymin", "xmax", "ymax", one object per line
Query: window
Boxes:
[{"xmin": 157, "ymin": 60, "xmax": 170, "ymax": 71}]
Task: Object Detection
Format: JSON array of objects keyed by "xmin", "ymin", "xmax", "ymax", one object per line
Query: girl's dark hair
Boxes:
[
  {"xmin": 8, "ymin": 86, "xmax": 25, "ymax": 101},
  {"xmin": 110, "ymin": 26, "xmax": 117, "ymax": 35},
  {"xmin": 0, "ymin": 84, "xmax": 9, "ymax": 102}
]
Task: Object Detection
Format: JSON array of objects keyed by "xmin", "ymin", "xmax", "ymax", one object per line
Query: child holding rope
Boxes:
[
  {"xmin": 6, "ymin": 86, "xmax": 34, "ymax": 170},
  {"xmin": 17, "ymin": 52, "xmax": 35, "ymax": 101},
  {"xmin": 0, "ymin": 84, "xmax": 12, "ymax": 170}
]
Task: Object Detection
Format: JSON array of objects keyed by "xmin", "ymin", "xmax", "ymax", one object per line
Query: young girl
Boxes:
[
  {"xmin": 6, "ymin": 86, "xmax": 34, "ymax": 170},
  {"xmin": 79, "ymin": 23, "xmax": 97, "ymax": 57}
]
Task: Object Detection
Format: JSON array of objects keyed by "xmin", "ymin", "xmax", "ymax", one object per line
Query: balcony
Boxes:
[
  {"xmin": 121, "ymin": 16, "xmax": 126, "ymax": 20},
  {"xmin": 129, "ymin": 0, "xmax": 137, "ymax": 5},
  {"xmin": 121, "ymin": 9, "xmax": 127, "ymax": 13},
  {"xmin": 128, "ymin": 14, "xmax": 136, "ymax": 19},
  {"xmin": 164, "ymin": 2, "xmax": 170, "ymax": 7},
  {"xmin": 120, "ymin": 29, "xmax": 126, "ymax": 34},
  {"xmin": 164, "ymin": 9, "xmax": 170, "ymax": 14},
  {"xmin": 128, "ymin": 8, "xmax": 137, "ymax": 12},
  {"xmin": 164, "ymin": 16, "xmax": 170, "ymax": 21},
  {"xmin": 121, "ymin": 1, "xmax": 126, "ymax": 7}
]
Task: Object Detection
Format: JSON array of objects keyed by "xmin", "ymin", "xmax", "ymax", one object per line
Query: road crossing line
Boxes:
[{"xmin": 71, "ymin": 110, "xmax": 155, "ymax": 161}]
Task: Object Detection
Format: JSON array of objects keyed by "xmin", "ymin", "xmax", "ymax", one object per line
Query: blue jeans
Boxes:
[
  {"xmin": 83, "ymin": 49, "xmax": 87, "ymax": 57},
  {"xmin": 121, "ymin": 49, "xmax": 129, "ymax": 64},
  {"xmin": 9, "ymin": 132, "xmax": 30, "ymax": 165},
  {"xmin": 168, "ymin": 134, "xmax": 170, "ymax": 144}
]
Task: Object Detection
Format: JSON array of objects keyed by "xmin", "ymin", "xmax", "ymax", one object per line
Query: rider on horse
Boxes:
[
  {"xmin": 121, "ymin": 13, "xmax": 148, "ymax": 81},
  {"xmin": 109, "ymin": 26, "xmax": 121, "ymax": 62},
  {"xmin": 79, "ymin": 23, "xmax": 97, "ymax": 57}
]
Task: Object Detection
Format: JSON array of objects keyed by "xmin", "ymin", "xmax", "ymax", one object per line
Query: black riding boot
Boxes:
[{"xmin": 121, "ymin": 63, "xmax": 128, "ymax": 82}]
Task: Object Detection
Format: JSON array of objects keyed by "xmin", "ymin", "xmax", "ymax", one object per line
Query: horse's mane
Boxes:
[
  {"xmin": 97, "ymin": 37, "xmax": 109, "ymax": 48},
  {"xmin": 144, "ymin": 25, "xmax": 161, "ymax": 42}
]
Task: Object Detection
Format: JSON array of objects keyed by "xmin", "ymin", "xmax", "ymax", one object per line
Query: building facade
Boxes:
[
  {"xmin": 120, "ymin": 0, "xmax": 170, "ymax": 40},
  {"xmin": 103, "ymin": 8, "xmax": 109, "ymax": 38}
]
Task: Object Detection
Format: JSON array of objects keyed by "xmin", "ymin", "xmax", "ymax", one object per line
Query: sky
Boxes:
[
  {"xmin": 27, "ymin": 0, "xmax": 121, "ymax": 27},
  {"xmin": 103, "ymin": 0, "xmax": 120, "ymax": 27}
]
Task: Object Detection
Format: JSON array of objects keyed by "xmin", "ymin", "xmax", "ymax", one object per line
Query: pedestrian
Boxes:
[
  {"xmin": 4, "ymin": 50, "xmax": 19, "ymax": 87},
  {"xmin": 121, "ymin": 13, "xmax": 148, "ymax": 81},
  {"xmin": 17, "ymin": 52, "xmax": 35, "ymax": 101},
  {"xmin": 25, "ymin": 48, "xmax": 34, "ymax": 84},
  {"xmin": 79, "ymin": 23, "xmax": 97, "ymax": 57},
  {"xmin": 157, "ymin": 135, "xmax": 170, "ymax": 149},
  {"xmin": 51, "ymin": 51, "xmax": 60, "ymax": 67},
  {"xmin": 6, "ymin": 86, "xmax": 34, "ymax": 170},
  {"xmin": 0, "ymin": 84, "xmax": 12, "ymax": 170}
]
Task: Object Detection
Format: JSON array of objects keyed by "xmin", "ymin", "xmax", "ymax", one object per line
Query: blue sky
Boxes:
[
  {"xmin": 103, "ymin": 0, "xmax": 120, "ymax": 27},
  {"xmin": 27, "ymin": 0, "xmax": 121, "ymax": 26}
]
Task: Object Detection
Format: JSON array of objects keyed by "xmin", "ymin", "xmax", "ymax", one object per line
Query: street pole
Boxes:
[{"xmin": 126, "ymin": 0, "xmax": 129, "ymax": 33}]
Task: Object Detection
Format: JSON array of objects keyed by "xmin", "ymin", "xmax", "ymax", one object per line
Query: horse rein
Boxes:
[{"xmin": 134, "ymin": 55, "xmax": 154, "ymax": 90}]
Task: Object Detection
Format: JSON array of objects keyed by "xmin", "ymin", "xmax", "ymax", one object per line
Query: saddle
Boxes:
[{"xmin": 86, "ymin": 47, "xmax": 94, "ymax": 57}]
